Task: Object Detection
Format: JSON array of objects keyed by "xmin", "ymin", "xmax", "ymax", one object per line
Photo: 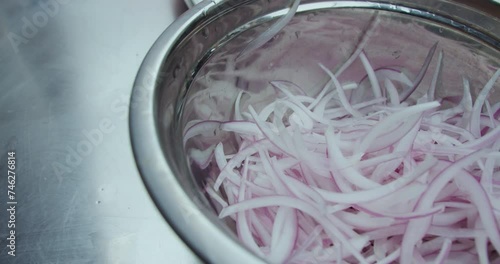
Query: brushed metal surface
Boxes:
[{"xmin": 0, "ymin": 0, "xmax": 200, "ymax": 263}]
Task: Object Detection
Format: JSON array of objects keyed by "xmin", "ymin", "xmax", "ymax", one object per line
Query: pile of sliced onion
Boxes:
[{"xmin": 184, "ymin": 41, "xmax": 500, "ymax": 263}]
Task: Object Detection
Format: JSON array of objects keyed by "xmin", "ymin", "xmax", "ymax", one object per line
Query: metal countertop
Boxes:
[{"xmin": 0, "ymin": 0, "xmax": 201, "ymax": 263}]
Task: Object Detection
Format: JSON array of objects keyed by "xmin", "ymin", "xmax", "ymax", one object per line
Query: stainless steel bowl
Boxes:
[{"xmin": 130, "ymin": 1, "xmax": 499, "ymax": 263}]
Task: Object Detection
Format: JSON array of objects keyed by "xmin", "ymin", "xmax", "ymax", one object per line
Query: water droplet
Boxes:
[
  {"xmin": 96, "ymin": 201, "xmax": 101, "ymax": 204},
  {"xmin": 100, "ymin": 188, "xmax": 104, "ymax": 191}
]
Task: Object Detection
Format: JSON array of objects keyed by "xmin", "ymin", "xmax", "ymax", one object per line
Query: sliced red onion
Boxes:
[
  {"xmin": 385, "ymin": 79, "xmax": 401, "ymax": 106},
  {"xmin": 237, "ymin": 158, "xmax": 265, "ymax": 257},
  {"xmin": 471, "ymin": 69, "xmax": 500, "ymax": 137},
  {"xmin": 357, "ymin": 204, "xmax": 444, "ymax": 220},
  {"xmin": 427, "ymin": 226, "xmax": 486, "ymax": 238},
  {"xmin": 356, "ymin": 101, "xmax": 440, "ymax": 155},
  {"xmin": 238, "ymin": 0, "xmax": 301, "ymax": 59},
  {"xmin": 427, "ymin": 51, "xmax": 444, "ymax": 102},
  {"xmin": 475, "ymin": 234, "xmax": 489, "ymax": 264},
  {"xmin": 315, "ymin": 153, "xmax": 437, "ymax": 204},
  {"xmin": 359, "ymin": 52, "xmax": 382, "ymax": 99},
  {"xmin": 183, "ymin": 120, "xmax": 222, "ymax": 145},
  {"xmin": 185, "ymin": 40, "xmax": 500, "ymax": 263},
  {"xmin": 432, "ymin": 238, "xmax": 451, "ymax": 264},
  {"xmin": 334, "ymin": 13, "xmax": 379, "ymax": 77},
  {"xmin": 399, "ymin": 42, "xmax": 439, "ymax": 102},
  {"xmin": 319, "ymin": 63, "xmax": 363, "ymax": 118},
  {"xmin": 325, "ymin": 129, "xmax": 380, "ymax": 190},
  {"xmin": 454, "ymin": 169, "xmax": 500, "ymax": 254},
  {"xmin": 431, "ymin": 208, "xmax": 473, "ymax": 226},
  {"xmin": 219, "ymin": 196, "xmax": 370, "ymax": 263},
  {"xmin": 189, "ymin": 145, "xmax": 216, "ymax": 169},
  {"xmin": 268, "ymin": 207, "xmax": 297, "ymax": 263},
  {"xmin": 358, "ymin": 67, "xmax": 413, "ymax": 89},
  {"xmin": 400, "ymin": 151, "xmax": 488, "ymax": 263}
]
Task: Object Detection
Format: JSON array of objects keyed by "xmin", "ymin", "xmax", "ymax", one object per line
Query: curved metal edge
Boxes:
[
  {"xmin": 129, "ymin": 1, "xmax": 265, "ymax": 264},
  {"xmin": 184, "ymin": 0, "xmax": 204, "ymax": 8}
]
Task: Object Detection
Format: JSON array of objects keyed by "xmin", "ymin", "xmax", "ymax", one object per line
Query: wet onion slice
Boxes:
[{"xmin": 184, "ymin": 45, "xmax": 500, "ymax": 263}]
